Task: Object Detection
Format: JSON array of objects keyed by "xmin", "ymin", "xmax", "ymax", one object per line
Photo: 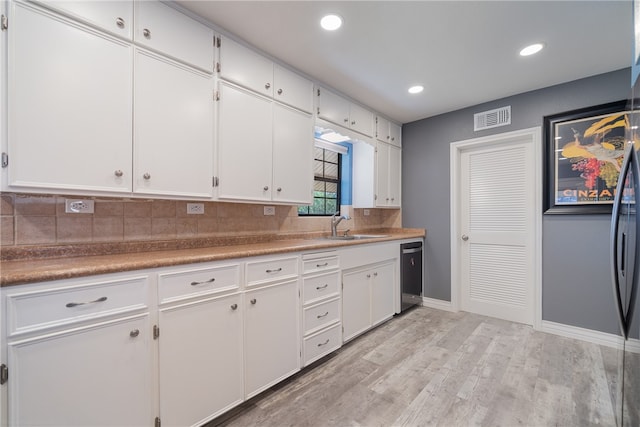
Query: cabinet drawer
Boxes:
[
  {"xmin": 246, "ymin": 256, "xmax": 298, "ymax": 287},
  {"xmin": 7, "ymin": 276, "xmax": 148, "ymax": 336},
  {"xmin": 158, "ymin": 263, "xmax": 240, "ymax": 304},
  {"xmin": 303, "ymin": 297, "xmax": 340, "ymax": 335},
  {"xmin": 302, "ymin": 255, "xmax": 339, "ymax": 275},
  {"xmin": 302, "ymin": 271, "xmax": 340, "ymax": 304},
  {"xmin": 303, "ymin": 323, "xmax": 341, "ymax": 366}
]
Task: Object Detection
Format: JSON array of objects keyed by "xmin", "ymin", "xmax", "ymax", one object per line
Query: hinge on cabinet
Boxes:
[
  {"xmin": 317, "ymin": 88, "xmax": 320, "ymax": 96},
  {"xmin": 1, "ymin": 152, "xmax": 8, "ymax": 168},
  {"xmin": 153, "ymin": 325, "xmax": 160, "ymax": 340},
  {"xmin": 1, "ymin": 15, "xmax": 7, "ymax": 31},
  {"xmin": 216, "ymin": 36, "xmax": 221, "ymax": 48},
  {"xmin": 0, "ymin": 364, "xmax": 7, "ymax": 385},
  {"xmin": 212, "ymin": 176, "xmax": 219, "ymax": 187},
  {"xmin": 317, "ymin": 107, "xmax": 320, "ymax": 115},
  {"xmin": 374, "ymin": 194, "xmax": 378, "ymax": 200},
  {"xmin": 214, "ymin": 90, "xmax": 220, "ymax": 101},
  {"xmin": 216, "ymin": 62, "xmax": 221, "ymax": 73},
  {"xmin": 155, "ymin": 416, "xmax": 161, "ymax": 427}
]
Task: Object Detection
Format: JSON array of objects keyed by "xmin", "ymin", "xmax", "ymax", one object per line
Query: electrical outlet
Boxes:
[
  {"xmin": 65, "ymin": 199, "xmax": 95, "ymax": 214},
  {"xmin": 187, "ymin": 203, "xmax": 205, "ymax": 214},
  {"xmin": 263, "ymin": 206, "xmax": 275, "ymax": 216},
  {"xmin": 363, "ymin": 209, "xmax": 370, "ymax": 216}
]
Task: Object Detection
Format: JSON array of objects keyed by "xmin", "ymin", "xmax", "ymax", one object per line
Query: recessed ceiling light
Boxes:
[
  {"xmin": 320, "ymin": 14, "xmax": 343, "ymax": 31},
  {"xmin": 520, "ymin": 43, "xmax": 544, "ymax": 56},
  {"xmin": 408, "ymin": 85, "xmax": 424, "ymax": 94}
]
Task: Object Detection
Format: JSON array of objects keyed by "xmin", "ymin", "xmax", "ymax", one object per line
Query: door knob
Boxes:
[{"xmin": 462, "ymin": 234, "xmax": 469, "ymax": 241}]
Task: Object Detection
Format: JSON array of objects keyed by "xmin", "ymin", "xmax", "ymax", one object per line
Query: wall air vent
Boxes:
[{"xmin": 474, "ymin": 106, "xmax": 511, "ymax": 131}]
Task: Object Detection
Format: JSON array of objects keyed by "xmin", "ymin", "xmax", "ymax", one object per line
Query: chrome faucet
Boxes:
[{"xmin": 331, "ymin": 212, "xmax": 351, "ymax": 237}]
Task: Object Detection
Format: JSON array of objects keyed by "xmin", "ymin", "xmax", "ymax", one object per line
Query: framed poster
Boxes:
[{"xmin": 544, "ymin": 100, "xmax": 630, "ymax": 214}]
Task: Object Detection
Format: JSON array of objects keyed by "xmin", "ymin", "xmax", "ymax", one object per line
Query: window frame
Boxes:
[{"xmin": 298, "ymin": 147, "xmax": 341, "ymax": 217}]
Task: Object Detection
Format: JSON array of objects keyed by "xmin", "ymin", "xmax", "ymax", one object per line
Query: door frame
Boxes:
[{"xmin": 450, "ymin": 127, "xmax": 542, "ymax": 329}]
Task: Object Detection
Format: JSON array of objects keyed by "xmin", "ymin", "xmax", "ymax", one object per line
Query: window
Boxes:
[{"xmin": 298, "ymin": 147, "xmax": 341, "ymax": 216}]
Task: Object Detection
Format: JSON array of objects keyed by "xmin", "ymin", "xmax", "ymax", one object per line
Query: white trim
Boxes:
[
  {"xmin": 421, "ymin": 297, "xmax": 456, "ymax": 312},
  {"xmin": 541, "ymin": 320, "xmax": 626, "ymax": 350},
  {"xmin": 450, "ymin": 127, "xmax": 542, "ymax": 329},
  {"xmin": 314, "ymin": 138, "xmax": 348, "ymax": 155}
]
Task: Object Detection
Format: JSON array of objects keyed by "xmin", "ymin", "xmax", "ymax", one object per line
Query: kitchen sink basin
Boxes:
[{"xmin": 322, "ymin": 234, "xmax": 390, "ymax": 240}]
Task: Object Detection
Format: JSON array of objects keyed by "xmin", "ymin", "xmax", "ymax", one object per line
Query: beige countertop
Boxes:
[{"xmin": 0, "ymin": 228, "xmax": 425, "ymax": 287}]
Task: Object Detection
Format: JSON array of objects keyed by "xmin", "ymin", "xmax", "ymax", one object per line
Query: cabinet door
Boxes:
[
  {"xmin": 272, "ymin": 104, "xmax": 313, "ymax": 204},
  {"xmin": 389, "ymin": 121, "xmax": 402, "ymax": 147},
  {"xmin": 388, "ymin": 145, "xmax": 402, "ymax": 207},
  {"xmin": 159, "ymin": 294, "xmax": 243, "ymax": 427},
  {"xmin": 217, "ymin": 83, "xmax": 273, "ymax": 202},
  {"xmin": 135, "ymin": 1, "xmax": 214, "ymax": 73},
  {"xmin": 8, "ymin": 315, "xmax": 153, "ymax": 426},
  {"xmin": 8, "ymin": 3, "xmax": 132, "ymax": 193},
  {"xmin": 342, "ymin": 269, "xmax": 371, "ymax": 342},
  {"xmin": 32, "ymin": 0, "xmax": 133, "ymax": 39},
  {"xmin": 371, "ymin": 262, "xmax": 395, "ymax": 327},
  {"xmin": 219, "ymin": 36, "xmax": 273, "ymax": 98},
  {"xmin": 134, "ymin": 50, "xmax": 214, "ymax": 198},
  {"xmin": 273, "ymin": 64, "xmax": 313, "ymax": 113},
  {"xmin": 352, "ymin": 140, "xmax": 376, "ymax": 208},
  {"xmin": 376, "ymin": 115, "xmax": 390, "ymax": 143},
  {"xmin": 244, "ymin": 280, "xmax": 300, "ymax": 398},
  {"xmin": 349, "ymin": 103, "xmax": 374, "ymax": 137},
  {"xmin": 317, "ymin": 88, "xmax": 350, "ymax": 128},
  {"xmin": 375, "ymin": 142, "xmax": 391, "ymax": 207}
]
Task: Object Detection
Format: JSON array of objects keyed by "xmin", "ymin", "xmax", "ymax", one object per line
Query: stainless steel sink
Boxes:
[{"xmin": 322, "ymin": 234, "xmax": 389, "ymax": 240}]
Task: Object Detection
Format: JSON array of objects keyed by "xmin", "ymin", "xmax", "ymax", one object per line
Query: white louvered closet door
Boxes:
[{"xmin": 460, "ymin": 138, "xmax": 535, "ymax": 325}]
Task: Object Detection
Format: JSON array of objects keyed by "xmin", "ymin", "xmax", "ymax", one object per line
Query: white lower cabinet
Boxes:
[
  {"xmin": 3, "ymin": 274, "xmax": 153, "ymax": 427},
  {"xmin": 342, "ymin": 260, "xmax": 396, "ymax": 342},
  {"xmin": 158, "ymin": 293, "xmax": 243, "ymax": 427},
  {"xmin": 244, "ymin": 279, "xmax": 300, "ymax": 398}
]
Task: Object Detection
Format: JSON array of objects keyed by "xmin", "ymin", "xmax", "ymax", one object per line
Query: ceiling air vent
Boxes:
[{"xmin": 474, "ymin": 106, "xmax": 511, "ymax": 131}]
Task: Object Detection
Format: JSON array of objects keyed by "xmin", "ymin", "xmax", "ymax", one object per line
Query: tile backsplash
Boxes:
[{"xmin": 0, "ymin": 193, "xmax": 401, "ymax": 247}]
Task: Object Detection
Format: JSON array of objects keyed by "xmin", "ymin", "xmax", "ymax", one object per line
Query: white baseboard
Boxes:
[
  {"xmin": 421, "ymin": 297, "xmax": 456, "ymax": 312},
  {"xmin": 541, "ymin": 320, "xmax": 625, "ymax": 349}
]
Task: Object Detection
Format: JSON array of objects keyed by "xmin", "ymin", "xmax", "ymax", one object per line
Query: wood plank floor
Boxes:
[{"xmin": 208, "ymin": 307, "xmax": 620, "ymax": 427}]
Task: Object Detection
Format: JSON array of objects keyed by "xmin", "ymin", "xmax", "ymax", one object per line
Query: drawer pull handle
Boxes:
[
  {"xmin": 230, "ymin": 303, "xmax": 238, "ymax": 310},
  {"xmin": 317, "ymin": 311, "xmax": 329, "ymax": 319},
  {"xmin": 316, "ymin": 262, "xmax": 329, "ymax": 268},
  {"xmin": 317, "ymin": 339, "xmax": 330, "ymax": 347},
  {"xmin": 129, "ymin": 329, "xmax": 140, "ymax": 338},
  {"xmin": 316, "ymin": 284, "xmax": 328, "ymax": 290},
  {"xmin": 250, "ymin": 298, "xmax": 257, "ymax": 305},
  {"xmin": 266, "ymin": 268, "xmax": 282, "ymax": 273},
  {"xmin": 65, "ymin": 296, "xmax": 107, "ymax": 308},
  {"xmin": 190, "ymin": 277, "xmax": 215, "ymax": 286}
]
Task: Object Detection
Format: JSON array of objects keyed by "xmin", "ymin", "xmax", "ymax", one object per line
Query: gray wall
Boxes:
[{"xmin": 402, "ymin": 68, "xmax": 630, "ymax": 334}]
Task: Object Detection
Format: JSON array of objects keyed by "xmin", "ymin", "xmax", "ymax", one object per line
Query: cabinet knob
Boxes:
[
  {"xmin": 129, "ymin": 329, "xmax": 140, "ymax": 338},
  {"xmin": 263, "ymin": 186, "xmax": 269, "ymax": 191},
  {"xmin": 277, "ymin": 187, "xmax": 282, "ymax": 192},
  {"xmin": 277, "ymin": 88, "xmax": 283, "ymax": 95},
  {"xmin": 143, "ymin": 28, "xmax": 151, "ymax": 39},
  {"xmin": 343, "ymin": 118, "xmax": 349, "ymax": 123},
  {"xmin": 230, "ymin": 303, "xmax": 238, "ymax": 310},
  {"xmin": 386, "ymin": 197, "xmax": 390, "ymax": 201},
  {"xmin": 374, "ymin": 272, "xmax": 378, "ymax": 277},
  {"xmin": 116, "ymin": 17, "xmax": 125, "ymax": 28},
  {"xmin": 366, "ymin": 274, "xmax": 371, "ymax": 278},
  {"xmin": 143, "ymin": 173, "xmax": 151, "ymax": 180},
  {"xmin": 114, "ymin": 170, "xmax": 123, "ymax": 177},
  {"xmin": 351, "ymin": 121, "xmax": 356, "ymax": 125},
  {"xmin": 391, "ymin": 137, "xmax": 395, "ymax": 141},
  {"xmin": 387, "ymin": 135, "xmax": 390, "ymax": 140},
  {"xmin": 265, "ymin": 83, "xmax": 271, "ymax": 90},
  {"xmin": 250, "ymin": 298, "xmax": 257, "ymax": 305}
]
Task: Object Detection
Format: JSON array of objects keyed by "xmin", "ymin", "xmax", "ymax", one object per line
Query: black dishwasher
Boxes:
[{"xmin": 400, "ymin": 241, "xmax": 423, "ymax": 311}]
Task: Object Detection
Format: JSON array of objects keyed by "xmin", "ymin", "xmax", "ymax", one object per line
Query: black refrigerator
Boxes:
[{"xmin": 611, "ymin": 70, "xmax": 640, "ymax": 426}]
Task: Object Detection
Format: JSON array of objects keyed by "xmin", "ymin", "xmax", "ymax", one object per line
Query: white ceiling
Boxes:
[{"xmin": 176, "ymin": 1, "xmax": 633, "ymax": 124}]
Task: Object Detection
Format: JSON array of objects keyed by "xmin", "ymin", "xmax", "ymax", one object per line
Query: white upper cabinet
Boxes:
[
  {"xmin": 219, "ymin": 36, "xmax": 273, "ymax": 97},
  {"xmin": 376, "ymin": 115, "xmax": 402, "ymax": 147},
  {"xmin": 317, "ymin": 87, "xmax": 374, "ymax": 137},
  {"xmin": 133, "ymin": 50, "xmax": 214, "ymax": 198},
  {"xmin": 135, "ymin": 1, "xmax": 214, "ymax": 73},
  {"xmin": 352, "ymin": 140, "xmax": 401, "ymax": 209},
  {"xmin": 8, "ymin": 2, "xmax": 133, "ymax": 193},
  {"xmin": 219, "ymin": 36, "xmax": 313, "ymax": 113},
  {"xmin": 273, "ymin": 64, "xmax": 314, "ymax": 114},
  {"xmin": 31, "ymin": 0, "xmax": 133, "ymax": 39}
]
